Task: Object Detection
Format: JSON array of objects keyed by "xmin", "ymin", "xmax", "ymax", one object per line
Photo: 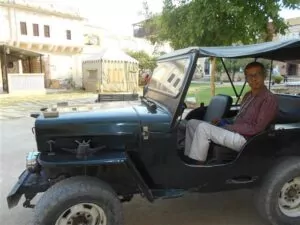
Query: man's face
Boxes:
[{"xmin": 245, "ymin": 66, "xmax": 265, "ymax": 90}]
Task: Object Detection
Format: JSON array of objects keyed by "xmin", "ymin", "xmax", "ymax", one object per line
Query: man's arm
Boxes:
[{"xmin": 225, "ymin": 95, "xmax": 278, "ymax": 136}]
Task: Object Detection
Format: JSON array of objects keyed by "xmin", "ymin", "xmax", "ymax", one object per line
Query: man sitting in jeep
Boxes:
[{"xmin": 184, "ymin": 62, "xmax": 278, "ymax": 164}]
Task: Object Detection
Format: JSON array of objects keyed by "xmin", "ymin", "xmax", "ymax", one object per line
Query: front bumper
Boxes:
[{"xmin": 7, "ymin": 169, "xmax": 49, "ymax": 209}]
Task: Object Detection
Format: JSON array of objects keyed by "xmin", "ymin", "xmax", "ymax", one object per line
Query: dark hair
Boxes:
[{"xmin": 244, "ymin": 61, "xmax": 267, "ymax": 78}]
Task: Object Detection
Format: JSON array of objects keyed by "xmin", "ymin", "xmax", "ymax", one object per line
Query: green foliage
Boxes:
[
  {"xmin": 216, "ymin": 58, "xmax": 272, "ymax": 78},
  {"xmin": 126, "ymin": 50, "xmax": 157, "ymax": 72},
  {"xmin": 273, "ymin": 75, "xmax": 284, "ymax": 84},
  {"xmin": 143, "ymin": 0, "xmax": 300, "ymax": 48},
  {"xmin": 187, "ymin": 83, "xmax": 251, "ymax": 105}
]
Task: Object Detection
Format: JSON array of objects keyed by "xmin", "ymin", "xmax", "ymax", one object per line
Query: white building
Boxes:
[
  {"xmin": 83, "ymin": 24, "xmax": 172, "ymax": 57},
  {"xmin": 274, "ymin": 17, "xmax": 300, "ymax": 76},
  {"xmin": 277, "ymin": 17, "xmax": 300, "ymax": 41},
  {"xmin": 0, "ymin": 0, "xmax": 85, "ymax": 91}
]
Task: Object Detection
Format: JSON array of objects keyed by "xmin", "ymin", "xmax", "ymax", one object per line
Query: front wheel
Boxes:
[
  {"xmin": 255, "ymin": 157, "xmax": 300, "ymax": 225},
  {"xmin": 33, "ymin": 176, "xmax": 123, "ymax": 225}
]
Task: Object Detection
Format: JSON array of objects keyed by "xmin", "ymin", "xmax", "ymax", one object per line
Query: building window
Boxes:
[
  {"xmin": 33, "ymin": 24, "xmax": 39, "ymax": 36},
  {"xmin": 204, "ymin": 58, "xmax": 210, "ymax": 75},
  {"xmin": 20, "ymin": 22, "xmax": 27, "ymax": 35},
  {"xmin": 88, "ymin": 69, "xmax": 98, "ymax": 79},
  {"xmin": 44, "ymin": 25, "xmax": 50, "ymax": 37},
  {"xmin": 167, "ymin": 73, "xmax": 175, "ymax": 83},
  {"xmin": 66, "ymin": 30, "xmax": 72, "ymax": 40}
]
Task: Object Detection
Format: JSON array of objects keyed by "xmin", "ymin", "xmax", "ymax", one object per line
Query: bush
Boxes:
[{"xmin": 272, "ymin": 75, "xmax": 283, "ymax": 84}]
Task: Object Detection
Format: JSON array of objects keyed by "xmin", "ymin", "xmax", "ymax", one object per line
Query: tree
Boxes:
[
  {"xmin": 155, "ymin": 0, "xmax": 300, "ymax": 49},
  {"xmin": 126, "ymin": 50, "xmax": 157, "ymax": 73},
  {"xmin": 216, "ymin": 58, "xmax": 272, "ymax": 81},
  {"xmin": 141, "ymin": 0, "xmax": 299, "ymax": 95}
]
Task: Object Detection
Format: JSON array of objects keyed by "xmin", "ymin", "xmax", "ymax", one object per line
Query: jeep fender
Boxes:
[{"xmin": 37, "ymin": 151, "xmax": 154, "ymax": 202}]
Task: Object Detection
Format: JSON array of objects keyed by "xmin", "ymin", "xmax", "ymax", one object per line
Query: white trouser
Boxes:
[{"xmin": 184, "ymin": 119, "xmax": 247, "ymax": 161}]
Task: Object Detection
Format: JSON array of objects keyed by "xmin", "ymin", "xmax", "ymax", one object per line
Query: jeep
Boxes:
[{"xmin": 7, "ymin": 38, "xmax": 300, "ymax": 225}]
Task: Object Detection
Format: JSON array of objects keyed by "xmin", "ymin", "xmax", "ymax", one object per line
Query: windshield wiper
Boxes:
[{"xmin": 140, "ymin": 96, "xmax": 157, "ymax": 112}]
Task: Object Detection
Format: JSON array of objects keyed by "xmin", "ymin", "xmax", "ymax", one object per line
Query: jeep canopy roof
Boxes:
[{"xmin": 158, "ymin": 38, "xmax": 300, "ymax": 62}]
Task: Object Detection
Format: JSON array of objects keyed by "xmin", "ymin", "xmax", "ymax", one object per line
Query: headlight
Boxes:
[{"xmin": 26, "ymin": 151, "xmax": 40, "ymax": 172}]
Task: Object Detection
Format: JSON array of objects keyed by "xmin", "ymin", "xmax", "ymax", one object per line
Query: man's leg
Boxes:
[
  {"xmin": 187, "ymin": 122, "xmax": 246, "ymax": 161},
  {"xmin": 177, "ymin": 120, "xmax": 187, "ymax": 149},
  {"xmin": 184, "ymin": 119, "xmax": 205, "ymax": 157}
]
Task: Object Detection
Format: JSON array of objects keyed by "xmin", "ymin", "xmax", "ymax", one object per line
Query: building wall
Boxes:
[
  {"xmin": 0, "ymin": 59, "xmax": 2, "ymax": 87},
  {"xmin": 13, "ymin": 10, "xmax": 83, "ymax": 47},
  {"xmin": 0, "ymin": 6, "xmax": 10, "ymax": 42},
  {"xmin": 83, "ymin": 24, "xmax": 173, "ymax": 56},
  {"xmin": 274, "ymin": 17, "xmax": 300, "ymax": 76},
  {"xmin": 277, "ymin": 17, "xmax": 300, "ymax": 40},
  {"xmin": 0, "ymin": 1, "xmax": 85, "ymax": 87}
]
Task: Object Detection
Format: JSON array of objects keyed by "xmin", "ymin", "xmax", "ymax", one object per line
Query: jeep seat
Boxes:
[
  {"xmin": 178, "ymin": 94, "xmax": 233, "ymax": 150},
  {"xmin": 203, "ymin": 94, "xmax": 233, "ymax": 122},
  {"xmin": 275, "ymin": 94, "xmax": 300, "ymax": 124}
]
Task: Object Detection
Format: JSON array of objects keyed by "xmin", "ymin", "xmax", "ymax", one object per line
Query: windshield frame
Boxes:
[
  {"xmin": 146, "ymin": 54, "xmax": 195, "ymax": 99},
  {"xmin": 144, "ymin": 51, "xmax": 199, "ymax": 128}
]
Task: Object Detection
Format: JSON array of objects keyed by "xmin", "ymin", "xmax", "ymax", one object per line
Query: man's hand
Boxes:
[
  {"xmin": 211, "ymin": 118, "xmax": 232, "ymax": 127},
  {"xmin": 211, "ymin": 119, "xmax": 220, "ymax": 125}
]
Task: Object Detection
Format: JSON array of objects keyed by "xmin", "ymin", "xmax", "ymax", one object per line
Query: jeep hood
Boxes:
[
  {"xmin": 35, "ymin": 102, "xmax": 171, "ymax": 137},
  {"xmin": 34, "ymin": 102, "xmax": 171, "ymax": 153}
]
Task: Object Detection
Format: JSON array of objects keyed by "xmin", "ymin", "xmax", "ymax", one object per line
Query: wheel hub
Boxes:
[
  {"xmin": 278, "ymin": 177, "xmax": 300, "ymax": 218},
  {"xmin": 55, "ymin": 203, "xmax": 107, "ymax": 225},
  {"xmin": 283, "ymin": 183, "xmax": 300, "ymax": 204},
  {"xmin": 287, "ymin": 187, "xmax": 299, "ymax": 199},
  {"xmin": 68, "ymin": 212, "xmax": 91, "ymax": 225}
]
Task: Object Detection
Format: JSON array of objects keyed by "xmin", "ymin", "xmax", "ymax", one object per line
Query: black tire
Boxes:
[
  {"xmin": 255, "ymin": 157, "xmax": 300, "ymax": 225},
  {"xmin": 33, "ymin": 176, "xmax": 123, "ymax": 225}
]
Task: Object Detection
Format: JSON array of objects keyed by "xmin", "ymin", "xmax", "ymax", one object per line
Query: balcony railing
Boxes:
[
  {"xmin": 7, "ymin": 73, "xmax": 46, "ymax": 94},
  {"xmin": 132, "ymin": 19, "xmax": 158, "ymax": 38}
]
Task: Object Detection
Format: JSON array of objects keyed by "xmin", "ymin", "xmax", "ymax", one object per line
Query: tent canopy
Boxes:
[
  {"xmin": 158, "ymin": 38, "xmax": 300, "ymax": 62},
  {"xmin": 82, "ymin": 47, "xmax": 138, "ymax": 63}
]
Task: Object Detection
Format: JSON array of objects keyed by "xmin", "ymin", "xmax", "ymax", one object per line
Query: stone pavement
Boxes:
[
  {"xmin": 0, "ymin": 97, "xmax": 95, "ymax": 120},
  {"xmin": 0, "ymin": 93, "xmax": 141, "ymax": 120}
]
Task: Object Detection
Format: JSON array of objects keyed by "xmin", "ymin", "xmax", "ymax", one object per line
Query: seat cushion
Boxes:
[
  {"xmin": 275, "ymin": 94, "xmax": 300, "ymax": 124},
  {"xmin": 203, "ymin": 94, "xmax": 233, "ymax": 122}
]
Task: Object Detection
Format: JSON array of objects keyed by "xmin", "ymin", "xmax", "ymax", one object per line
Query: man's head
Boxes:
[{"xmin": 244, "ymin": 62, "xmax": 267, "ymax": 91}]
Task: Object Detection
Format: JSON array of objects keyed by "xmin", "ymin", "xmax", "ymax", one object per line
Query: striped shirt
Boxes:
[{"xmin": 226, "ymin": 86, "xmax": 278, "ymax": 137}]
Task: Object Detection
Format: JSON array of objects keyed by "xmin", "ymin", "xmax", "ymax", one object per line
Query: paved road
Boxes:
[
  {"xmin": 0, "ymin": 118, "xmax": 267, "ymax": 225},
  {"xmin": 0, "ymin": 95, "xmax": 96, "ymax": 120}
]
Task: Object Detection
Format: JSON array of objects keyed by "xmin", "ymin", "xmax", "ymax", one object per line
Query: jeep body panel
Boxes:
[
  {"xmin": 6, "ymin": 39, "xmax": 300, "ymax": 210},
  {"xmin": 34, "ymin": 104, "xmax": 171, "ymax": 154}
]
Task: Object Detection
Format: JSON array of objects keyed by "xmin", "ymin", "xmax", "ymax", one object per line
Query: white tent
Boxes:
[{"xmin": 82, "ymin": 48, "xmax": 139, "ymax": 93}]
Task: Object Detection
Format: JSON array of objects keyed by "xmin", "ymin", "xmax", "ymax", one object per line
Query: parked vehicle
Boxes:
[{"xmin": 7, "ymin": 38, "xmax": 300, "ymax": 225}]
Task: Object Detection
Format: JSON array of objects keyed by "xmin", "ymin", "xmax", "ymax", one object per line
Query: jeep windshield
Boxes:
[{"xmin": 147, "ymin": 57, "xmax": 191, "ymax": 97}]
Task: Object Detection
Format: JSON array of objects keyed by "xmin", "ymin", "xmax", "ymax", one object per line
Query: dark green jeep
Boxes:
[{"xmin": 7, "ymin": 38, "xmax": 300, "ymax": 225}]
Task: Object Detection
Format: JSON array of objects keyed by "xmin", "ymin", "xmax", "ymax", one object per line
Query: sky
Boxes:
[{"xmin": 30, "ymin": 0, "xmax": 300, "ymax": 36}]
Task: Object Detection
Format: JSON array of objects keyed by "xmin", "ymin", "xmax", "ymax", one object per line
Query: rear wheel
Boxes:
[
  {"xmin": 255, "ymin": 157, "xmax": 300, "ymax": 225},
  {"xmin": 33, "ymin": 176, "xmax": 123, "ymax": 225}
]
